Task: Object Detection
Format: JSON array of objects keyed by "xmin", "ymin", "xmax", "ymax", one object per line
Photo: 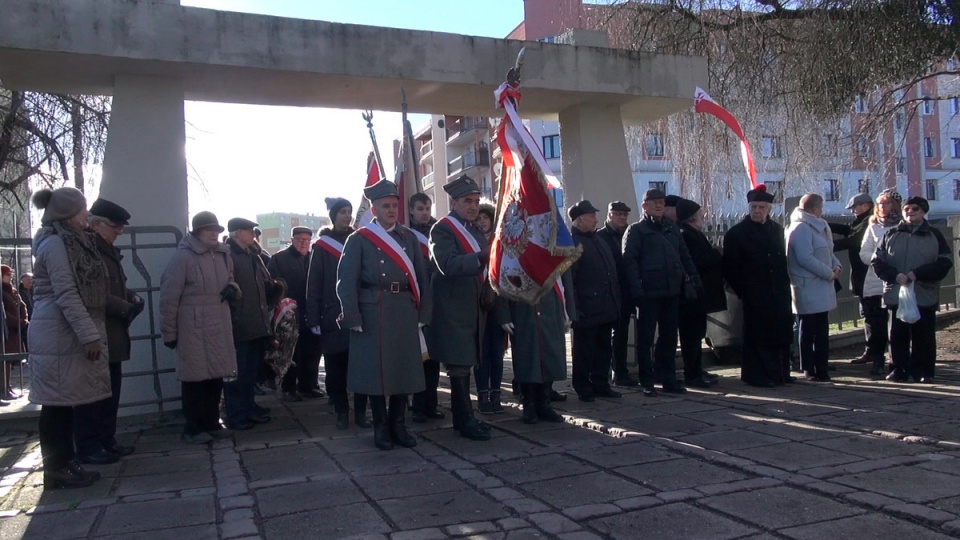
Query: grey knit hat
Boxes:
[{"xmin": 32, "ymin": 187, "xmax": 87, "ymax": 226}]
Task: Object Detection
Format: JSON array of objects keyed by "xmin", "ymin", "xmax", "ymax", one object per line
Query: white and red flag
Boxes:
[
  {"xmin": 353, "ymin": 152, "xmax": 381, "ymax": 228},
  {"xmin": 490, "ymin": 80, "xmax": 580, "ymax": 305},
  {"xmin": 694, "ymin": 87, "xmax": 758, "ymax": 188}
]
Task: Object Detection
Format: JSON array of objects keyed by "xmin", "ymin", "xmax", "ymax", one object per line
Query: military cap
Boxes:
[
  {"xmin": 443, "ymin": 174, "xmax": 482, "ymax": 199},
  {"xmin": 568, "ymin": 200, "xmax": 600, "ymax": 221},
  {"xmin": 227, "ymin": 217, "xmax": 258, "ymax": 232},
  {"xmin": 89, "ymin": 198, "xmax": 131, "ymax": 225},
  {"xmin": 643, "ymin": 188, "xmax": 666, "ymax": 202},
  {"xmin": 608, "ymin": 201, "xmax": 632, "ymax": 213},
  {"xmin": 191, "ymin": 211, "xmax": 224, "ymax": 233},
  {"xmin": 363, "ymin": 179, "xmax": 399, "ymax": 201}
]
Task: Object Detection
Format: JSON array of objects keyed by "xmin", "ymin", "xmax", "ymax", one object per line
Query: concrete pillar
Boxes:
[
  {"xmin": 100, "ymin": 75, "xmax": 187, "ymax": 415},
  {"xmin": 558, "ymin": 103, "xmax": 638, "ymax": 213}
]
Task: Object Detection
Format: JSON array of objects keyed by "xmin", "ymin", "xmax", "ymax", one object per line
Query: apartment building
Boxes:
[{"xmin": 255, "ymin": 212, "xmax": 329, "ymax": 251}]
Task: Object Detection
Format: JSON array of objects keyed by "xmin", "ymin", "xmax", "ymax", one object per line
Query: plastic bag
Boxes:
[{"xmin": 897, "ymin": 282, "xmax": 921, "ymax": 324}]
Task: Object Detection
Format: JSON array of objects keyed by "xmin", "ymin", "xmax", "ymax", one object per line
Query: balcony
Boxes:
[
  {"xmin": 421, "ymin": 171, "xmax": 435, "ymax": 189},
  {"xmin": 419, "ymin": 139, "xmax": 433, "ymax": 162},
  {"xmin": 446, "ymin": 116, "xmax": 489, "ymax": 148},
  {"xmin": 447, "ymin": 147, "xmax": 490, "ymax": 179}
]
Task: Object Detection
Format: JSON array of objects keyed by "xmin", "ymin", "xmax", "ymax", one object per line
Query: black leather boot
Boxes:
[
  {"xmin": 477, "ymin": 391, "xmax": 494, "ymax": 415},
  {"xmin": 388, "ymin": 395, "xmax": 417, "ymax": 448},
  {"xmin": 535, "ymin": 383, "xmax": 565, "ymax": 423},
  {"xmin": 44, "ymin": 460, "xmax": 100, "ymax": 489},
  {"xmin": 490, "ymin": 390, "xmax": 505, "ymax": 413},
  {"xmin": 450, "ymin": 375, "xmax": 490, "ymax": 441},
  {"xmin": 369, "ymin": 396, "xmax": 393, "ymax": 450},
  {"xmin": 521, "ymin": 383, "xmax": 538, "ymax": 424},
  {"xmin": 411, "ymin": 391, "xmax": 428, "ymax": 423},
  {"xmin": 354, "ymin": 394, "xmax": 371, "ymax": 428}
]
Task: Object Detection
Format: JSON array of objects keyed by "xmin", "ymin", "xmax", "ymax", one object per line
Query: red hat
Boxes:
[{"xmin": 0, "ymin": 265, "xmax": 12, "ymax": 277}]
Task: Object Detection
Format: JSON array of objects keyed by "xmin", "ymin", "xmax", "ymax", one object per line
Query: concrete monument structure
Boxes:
[{"xmin": 0, "ymin": 0, "xmax": 706, "ymax": 412}]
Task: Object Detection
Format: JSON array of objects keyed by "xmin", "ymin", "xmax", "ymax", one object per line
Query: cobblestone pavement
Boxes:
[{"xmin": 0, "ymin": 351, "xmax": 958, "ymax": 539}]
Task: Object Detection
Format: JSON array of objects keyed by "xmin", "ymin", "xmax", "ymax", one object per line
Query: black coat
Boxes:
[
  {"xmin": 306, "ymin": 227, "xmax": 353, "ymax": 355},
  {"xmin": 570, "ymin": 227, "xmax": 620, "ymax": 327},
  {"xmin": 829, "ymin": 211, "xmax": 871, "ymax": 297},
  {"xmin": 596, "ymin": 221, "xmax": 632, "ymax": 314},
  {"xmin": 679, "ymin": 222, "xmax": 727, "ymax": 314},
  {"xmin": 622, "ymin": 215, "xmax": 699, "ymax": 302},
  {"xmin": 268, "ymin": 245, "xmax": 310, "ymax": 329},
  {"xmin": 227, "ymin": 238, "xmax": 272, "ymax": 341},
  {"xmin": 721, "ymin": 217, "xmax": 793, "ymax": 347},
  {"xmin": 95, "ymin": 234, "xmax": 142, "ymax": 362}
]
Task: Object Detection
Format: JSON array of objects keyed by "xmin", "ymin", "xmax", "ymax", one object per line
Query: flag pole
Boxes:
[
  {"xmin": 362, "ymin": 110, "xmax": 387, "ymax": 181},
  {"xmin": 400, "ymin": 88, "xmax": 422, "ymax": 194}
]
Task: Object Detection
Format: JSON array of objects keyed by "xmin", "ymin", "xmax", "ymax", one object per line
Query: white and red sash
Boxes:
[
  {"xmin": 356, "ymin": 222, "xmax": 421, "ymax": 307},
  {"xmin": 314, "ymin": 236, "xmax": 344, "ymax": 258},
  {"xmin": 411, "ymin": 229, "xmax": 430, "ymax": 258},
  {"xmin": 439, "ymin": 215, "xmax": 485, "ymax": 282}
]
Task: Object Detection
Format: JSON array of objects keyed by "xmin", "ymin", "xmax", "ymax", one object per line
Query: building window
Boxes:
[
  {"xmin": 921, "ymin": 98, "xmax": 934, "ymax": 115},
  {"xmin": 857, "ymin": 139, "xmax": 871, "ymax": 157},
  {"xmin": 954, "ymin": 180, "xmax": 960, "ymax": 201},
  {"xmin": 648, "ymin": 181, "xmax": 667, "ymax": 193},
  {"xmin": 895, "ymin": 156, "xmax": 906, "ymax": 174},
  {"xmin": 926, "ymin": 179, "xmax": 938, "ymax": 200},
  {"xmin": 951, "ymin": 97, "xmax": 960, "ymax": 116},
  {"xmin": 646, "ymin": 133, "xmax": 665, "ymax": 157},
  {"xmin": 765, "ymin": 180, "xmax": 785, "ymax": 203},
  {"xmin": 542, "ymin": 135, "xmax": 560, "ymax": 159},
  {"xmin": 894, "ymin": 111, "xmax": 905, "ymax": 130},
  {"xmin": 822, "ymin": 134, "xmax": 838, "ymax": 156},
  {"xmin": 924, "ymin": 137, "xmax": 936, "ymax": 158},
  {"xmin": 761, "ymin": 136, "xmax": 781, "ymax": 158},
  {"xmin": 824, "ymin": 179, "xmax": 840, "ymax": 202},
  {"xmin": 952, "ymin": 138, "xmax": 960, "ymax": 158},
  {"xmin": 854, "ymin": 95, "xmax": 867, "ymax": 113},
  {"xmin": 858, "ymin": 178, "xmax": 871, "ymax": 194}
]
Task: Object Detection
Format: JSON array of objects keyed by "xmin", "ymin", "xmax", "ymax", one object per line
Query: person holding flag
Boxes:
[
  {"xmin": 336, "ymin": 180, "xmax": 432, "ymax": 450},
  {"xmin": 426, "ymin": 174, "xmax": 491, "ymax": 441}
]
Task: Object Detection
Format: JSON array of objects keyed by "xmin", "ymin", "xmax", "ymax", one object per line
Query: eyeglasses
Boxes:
[{"xmin": 292, "ymin": 238, "xmax": 311, "ymax": 243}]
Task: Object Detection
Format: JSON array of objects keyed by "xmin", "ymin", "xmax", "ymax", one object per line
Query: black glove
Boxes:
[
  {"xmin": 220, "ymin": 284, "xmax": 238, "ymax": 304},
  {"xmin": 164, "ymin": 340, "xmax": 177, "ymax": 350},
  {"xmin": 478, "ymin": 250, "xmax": 491, "ymax": 266}
]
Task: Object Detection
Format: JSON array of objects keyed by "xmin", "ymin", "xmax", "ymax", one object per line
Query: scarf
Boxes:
[
  {"xmin": 49, "ymin": 221, "xmax": 108, "ymax": 314},
  {"xmin": 880, "ymin": 210, "xmax": 902, "ymax": 227}
]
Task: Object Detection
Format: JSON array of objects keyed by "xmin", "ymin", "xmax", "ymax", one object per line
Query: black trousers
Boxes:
[
  {"xmin": 861, "ymin": 296, "xmax": 889, "ymax": 360},
  {"xmin": 798, "ymin": 312, "xmax": 830, "ymax": 377},
  {"xmin": 39, "ymin": 405, "xmax": 74, "ymax": 470},
  {"xmin": 889, "ymin": 306, "xmax": 937, "ymax": 379},
  {"xmin": 74, "ymin": 361, "xmax": 123, "ymax": 456},
  {"xmin": 412, "ymin": 359, "xmax": 441, "ymax": 414},
  {"xmin": 611, "ymin": 308, "xmax": 632, "ymax": 379},
  {"xmin": 182, "ymin": 378, "xmax": 223, "ymax": 436},
  {"xmin": 325, "ymin": 350, "xmax": 349, "ymax": 413},
  {"xmin": 282, "ymin": 332, "xmax": 321, "ymax": 393},
  {"xmin": 635, "ymin": 296, "xmax": 680, "ymax": 388},
  {"xmin": 572, "ymin": 322, "xmax": 615, "ymax": 397},
  {"xmin": 678, "ymin": 306, "xmax": 707, "ymax": 381}
]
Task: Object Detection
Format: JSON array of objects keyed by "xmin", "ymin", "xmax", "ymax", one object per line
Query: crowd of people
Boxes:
[{"xmin": 15, "ymin": 178, "xmax": 954, "ymax": 488}]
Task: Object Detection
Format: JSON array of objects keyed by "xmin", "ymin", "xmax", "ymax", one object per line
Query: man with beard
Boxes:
[{"xmin": 722, "ymin": 185, "xmax": 794, "ymax": 387}]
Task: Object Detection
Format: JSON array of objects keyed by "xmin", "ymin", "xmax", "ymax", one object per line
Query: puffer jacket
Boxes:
[
  {"xmin": 160, "ymin": 233, "xmax": 238, "ymax": 382},
  {"xmin": 28, "ymin": 228, "xmax": 111, "ymax": 406},
  {"xmin": 785, "ymin": 208, "xmax": 841, "ymax": 315},
  {"xmin": 859, "ymin": 220, "xmax": 897, "ymax": 298},
  {"xmin": 872, "ymin": 219, "xmax": 952, "ymax": 308},
  {"xmin": 621, "ymin": 215, "xmax": 699, "ymax": 302}
]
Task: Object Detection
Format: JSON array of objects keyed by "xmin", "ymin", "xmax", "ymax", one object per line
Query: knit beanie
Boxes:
[{"xmin": 33, "ymin": 187, "xmax": 87, "ymax": 226}]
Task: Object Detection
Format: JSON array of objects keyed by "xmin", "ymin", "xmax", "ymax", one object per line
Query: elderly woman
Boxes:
[
  {"xmin": 28, "ymin": 187, "xmax": 109, "ymax": 489},
  {"xmin": 160, "ymin": 212, "xmax": 239, "ymax": 444},
  {"xmin": 2, "ymin": 264, "xmax": 28, "ymax": 399},
  {"xmin": 872, "ymin": 196, "xmax": 952, "ymax": 383},
  {"xmin": 858, "ymin": 189, "xmax": 902, "ymax": 377}
]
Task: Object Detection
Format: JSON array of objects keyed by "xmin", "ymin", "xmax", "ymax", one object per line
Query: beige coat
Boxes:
[{"xmin": 160, "ymin": 234, "xmax": 238, "ymax": 382}]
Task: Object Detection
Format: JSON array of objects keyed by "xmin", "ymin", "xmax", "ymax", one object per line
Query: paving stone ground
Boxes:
[{"xmin": 0, "ymin": 338, "xmax": 959, "ymax": 539}]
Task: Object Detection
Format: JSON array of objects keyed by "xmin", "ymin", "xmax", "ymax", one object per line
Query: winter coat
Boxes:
[
  {"xmin": 722, "ymin": 217, "xmax": 793, "ymax": 347},
  {"xmin": 786, "ymin": 209, "xmax": 841, "ymax": 315},
  {"xmin": 28, "ymin": 229, "xmax": 110, "ymax": 406},
  {"xmin": 426, "ymin": 212, "xmax": 487, "ymax": 367},
  {"xmin": 622, "ymin": 215, "xmax": 699, "ymax": 302},
  {"xmin": 859, "ymin": 220, "xmax": 897, "ymax": 298},
  {"xmin": 679, "ymin": 222, "xmax": 727, "ymax": 314},
  {"xmin": 872, "ymin": 220, "xmax": 952, "ymax": 309},
  {"xmin": 337, "ymin": 221, "xmax": 432, "ymax": 396},
  {"xmin": 2, "ymin": 282, "xmax": 28, "ymax": 353},
  {"xmin": 160, "ymin": 233, "xmax": 238, "ymax": 382},
  {"xmin": 306, "ymin": 227, "xmax": 353, "ymax": 356},
  {"xmin": 267, "ymin": 245, "xmax": 310, "ymax": 330},
  {"xmin": 495, "ymin": 271, "xmax": 574, "ymax": 383},
  {"xmin": 596, "ymin": 221, "xmax": 632, "ymax": 315},
  {"xmin": 829, "ymin": 211, "xmax": 871, "ymax": 297},
  {"xmin": 17, "ymin": 284, "xmax": 33, "ymax": 320},
  {"xmin": 95, "ymin": 234, "xmax": 142, "ymax": 363},
  {"xmin": 227, "ymin": 238, "xmax": 272, "ymax": 342},
  {"xmin": 570, "ymin": 226, "xmax": 620, "ymax": 328}
]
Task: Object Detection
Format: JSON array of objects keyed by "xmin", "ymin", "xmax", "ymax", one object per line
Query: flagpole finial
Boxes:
[
  {"xmin": 506, "ymin": 47, "xmax": 526, "ymax": 87},
  {"xmin": 362, "ymin": 110, "xmax": 374, "ymax": 129}
]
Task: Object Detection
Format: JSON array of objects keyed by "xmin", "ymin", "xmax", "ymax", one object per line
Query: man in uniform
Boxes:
[
  {"xmin": 722, "ymin": 185, "xmax": 794, "ymax": 387},
  {"xmin": 426, "ymin": 175, "xmax": 490, "ymax": 441},
  {"xmin": 73, "ymin": 199, "xmax": 144, "ymax": 464},
  {"xmin": 337, "ymin": 180, "xmax": 432, "ymax": 450},
  {"xmin": 408, "ymin": 192, "xmax": 443, "ymax": 423},
  {"xmin": 596, "ymin": 200, "xmax": 637, "ymax": 387}
]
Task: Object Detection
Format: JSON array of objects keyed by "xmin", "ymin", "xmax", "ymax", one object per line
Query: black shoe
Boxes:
[
  {"xmin": 701, "ymin": 370, "xmax": 719, "ymax": 380},
  {"xmin": 355, "ymin": 412, "xmax": 372, "ymax": 429},
  {"xmin": 425, "ymin": 409, "xmax": 445, "ymax": 419},
  {"xmin": 254, "ymin": 405, "xmax": 271, "ymax": 415},
  {"xmin": 300, "ymin": 389, "xmax": 326, "ymax": 399},
  {"xmin": 919, "ymin": 377, "xmax": 935, "ymax": 384},
  {"xmin": 105, "ymin": 444, "xmax": 135, "ymax": 457},
  {"xmin": 594, "ymin": 388, "xmax": 622, "ymax": 398},
  {"xmin": 248, "ymin": 414, "xmax": 271, "ymax": 424},
  {"xmin": 336, "ymin": 412, "xmax": 349, "ymax": 430},
  {"xmin": 411, "ymin": 411, "xmax": 428, "ymax": 423},
  {"xmin": 814, "ymin": 375, "xmax": 831, "ymax": 382},
  {"xmin": 228, "ymin": 422, "xmax": 254, "ymax": 431},
  {"xmin": 489, "ymin": 390, "xmax": 505, "ymax": 413},
  {"xmin": 388, "ymin": 395, "xmax": 418, "ymax": 447},
  {"xmin": 281, "ymin": 392, "xmax": 303, "ymax": 402},
  {"xmin": 549, "ymin": 390, "xmax": 567, "ymax": 402},
  {"xmin": 614, "ymin": 376, "xmax": 639, "ymax": 387},
  {"xmin": 44, "ymin": 461, "xmax": 100, "ymax": 489},
  {"xmin": 536, "ymin": 385, "xmax": 565, "ymax": 423},
  {"xmin": 684, "ymin": 377, "xmax": 713, "ymax": 389},
  {"xmin": 661, "ymin": 384, "xmax": 687, "ymax": 394},
  {"xmin": 784, "ymin": 376, "xmax": 797, "ymax": 383},
  {"xmin": 747, "ymin": 381, "xmax": 775, "ymax": 388},
  {"xmin": 207, "ymin": 428, "xmax": 234, "ymax": 440},
  {"xmin": 642, "ymin": 386, "xmax": 658, "ymax": 397},
  {"xmin": 521, "ymin": 383, "xmax": 538, "ymax": 424},
  {"xmin": 578, "ymin": 394, "xmax": 595, "ymax": 402},
  {"xmin": 886, "ymin": 369, "xmax": 909, "ymax": 382},
  {"xmin": 374, "ymin": 424, "xmax": 393, "ymax": 450},
  {"xmin": 78, "ymin": 450, "xmax": 119, "ymax": 465}
]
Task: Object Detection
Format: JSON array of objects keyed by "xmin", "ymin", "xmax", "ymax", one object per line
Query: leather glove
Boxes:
[
  {"xmin": 350, "ymin": 326, "xmax": 363, "ymax": 333},
  {"xmin": 478, "ymin": 249, "xmax": 491, "ymax": 266},
  {"xmin": 220, "ymin": 284, "xmax": 239, "ymax": 304},
  {"xmin": 164, "ymin": 340, "xmax": 177, "ymax": 350},
  {"xmin": 83, "ymin": 340, "xmax": 102, "ymax": 360},
  {"xmin": 501, "ymin": 323, "xmax": 514, "ymax": 335},
  {"xmin": 311, "ymin": 326, "xmax": 322, "ymax": 336}
]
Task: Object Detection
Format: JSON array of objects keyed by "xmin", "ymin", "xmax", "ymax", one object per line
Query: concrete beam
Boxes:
[{"xmin": 0, "ymin": 0, "xmax": 706, "ymax": 123}]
